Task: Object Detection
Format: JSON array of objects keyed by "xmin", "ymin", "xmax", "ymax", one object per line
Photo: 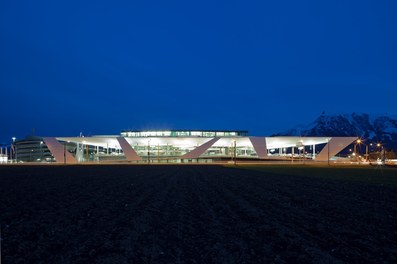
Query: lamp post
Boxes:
[
  {"xmin": 40, "ymin": 141, "xmax": 43, "ymax": 162},
  {"xmin": 354, "ymin": 139, "xmax": 366, "ymax": 164},
  {"xmin": 376, "ymin": 143, "xmax": 381, "ymax": 160},
  {"xmin": 354, "ymin": 139, "xmax": 362, "ymax": 162},
  {"xmin": 369, "ymin": 143, "xmax": 373, "ymax": 161},
  {"xmin": 380, "ymin": 144, "xmax": 386, "ymax": 163},
  {"xmin": 12, "ymin": 137, "xmax": 16, "ymax": 163}
]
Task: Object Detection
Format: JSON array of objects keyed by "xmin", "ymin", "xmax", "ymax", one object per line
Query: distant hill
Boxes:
[{"xmin": 273, "ymin": 113, "xmax": 397, "ymax": 151}]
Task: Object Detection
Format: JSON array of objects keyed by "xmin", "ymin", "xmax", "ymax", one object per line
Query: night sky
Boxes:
[{"xmin": 1, "ymin": 0, "xmax": 396, "ymax": 143}]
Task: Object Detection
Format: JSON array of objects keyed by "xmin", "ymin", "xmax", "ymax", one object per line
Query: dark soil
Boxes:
[{"xmin": 0, "ymin": 165, "xmax": 396, "ymax": 263}]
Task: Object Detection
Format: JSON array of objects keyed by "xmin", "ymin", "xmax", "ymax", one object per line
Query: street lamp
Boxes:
[
  {"xmin": 40, "ymin": 141, "xmax": 43, "ymax": 162},
  {"xmin": 374, "ymin": 143, "xmax": 380, "ymax": 160},
  {"xmin": 12, "ymin": 137, "xmax": 16, "ymax": 163},
  {"xmin": 375, "ymin": 143, "xmax": 386, "ymax": 162},
  {"xmin": 354, "ymin": 139, "xmax": 370, "ymax": 163},
  {"xmin": 354, "ymin": 139, "xmax": 362, "ymax": 162}
]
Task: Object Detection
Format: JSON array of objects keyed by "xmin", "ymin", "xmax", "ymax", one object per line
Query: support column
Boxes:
[
  {"xmin": 43, "ymin": 137, "xmax": 77, "ymax": 164},
  {"xmin": 116, "ymin": 137, "xmax": 141, "ymax": 161},
  {"xmin": 292, "ymin": 147, "xmax": 294, "ymax": 162},
  {"xmin": 313, "ymin": 144, "xmax": 316, "ymax": 159},
  {"xmin": 316, "ymin": 137, "xmax": 357, "ymax": 162},
  {"xmin": 249, "ymin": 137, "xmax": 267, "ymax": 159},
  {"xmin": 181, "ymin": 137, "xmax": 220, "ymax": 159}
]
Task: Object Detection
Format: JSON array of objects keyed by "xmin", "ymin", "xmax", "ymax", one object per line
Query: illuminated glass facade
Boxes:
[{"xmin": 120, "ymin": 130, "xmax": 248, "ymax": 138}]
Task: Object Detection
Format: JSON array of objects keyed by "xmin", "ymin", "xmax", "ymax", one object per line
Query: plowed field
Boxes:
[{"xmin": 1, "ymin": 165, "xmax": 396, "ymax": 263}]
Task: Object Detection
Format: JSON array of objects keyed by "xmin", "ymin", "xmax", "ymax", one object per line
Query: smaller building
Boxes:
[{"xmin": 13, "ymin": 136, "xmax": 54, "ymax": 162}]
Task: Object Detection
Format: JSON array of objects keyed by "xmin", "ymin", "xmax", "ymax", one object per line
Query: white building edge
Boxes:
[{"xmin": 40, "ymin": 130, "xmax": 357, "ymax": 163}]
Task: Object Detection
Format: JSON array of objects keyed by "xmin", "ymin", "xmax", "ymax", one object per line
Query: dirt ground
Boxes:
[{"xmin": 0, "ymin": 165, "xmax": 396, "ymax": 263}]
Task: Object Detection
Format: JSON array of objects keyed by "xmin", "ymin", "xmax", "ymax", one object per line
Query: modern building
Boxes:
[
  {"xmin": 16, "ymin": 129, "xmax": 358, "ymax": 164},
  {"xmin": 12, "ymin": 136, "xmax": 54, "ymax": 163}
]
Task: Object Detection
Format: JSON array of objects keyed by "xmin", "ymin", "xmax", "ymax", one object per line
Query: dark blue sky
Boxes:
[{"xmin": 1, "ymin": 0, "xmax": 396, "ymax": 143}]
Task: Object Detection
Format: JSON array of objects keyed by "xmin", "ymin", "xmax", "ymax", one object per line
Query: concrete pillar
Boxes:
[
  {"xmin": 292, "ymin": 147, "xmax": 294, "ymax": 162},
  {"xmin": 313, "ymin": 144, "xmax": 316, "ymax": 159}
]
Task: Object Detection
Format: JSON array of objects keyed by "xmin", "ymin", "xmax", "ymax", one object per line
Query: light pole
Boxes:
[
  {"xmin": 369, "ymin": 143, "xmax": 373, "ymax": 161},
  {"xmin": 354, "ymin": 139, "xmax": 361, "ymax": 162},
  {"xmin": 358, "ymin": 139, "xmax": 368, "ymax": 162},
  {"xmin": 376, "ymin": 143, "xmax": 381, "ymax": 160},
  {"xmin": 12, "ymin": 137, "xmax": 16, "ymax": 163},
  {"xmin": 40, "ymin": 141, "xmax": 43, "ymax": 162},
  {"xmin": 380, "ymin": 145, "xmax": 386, "ymax": 163}
]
